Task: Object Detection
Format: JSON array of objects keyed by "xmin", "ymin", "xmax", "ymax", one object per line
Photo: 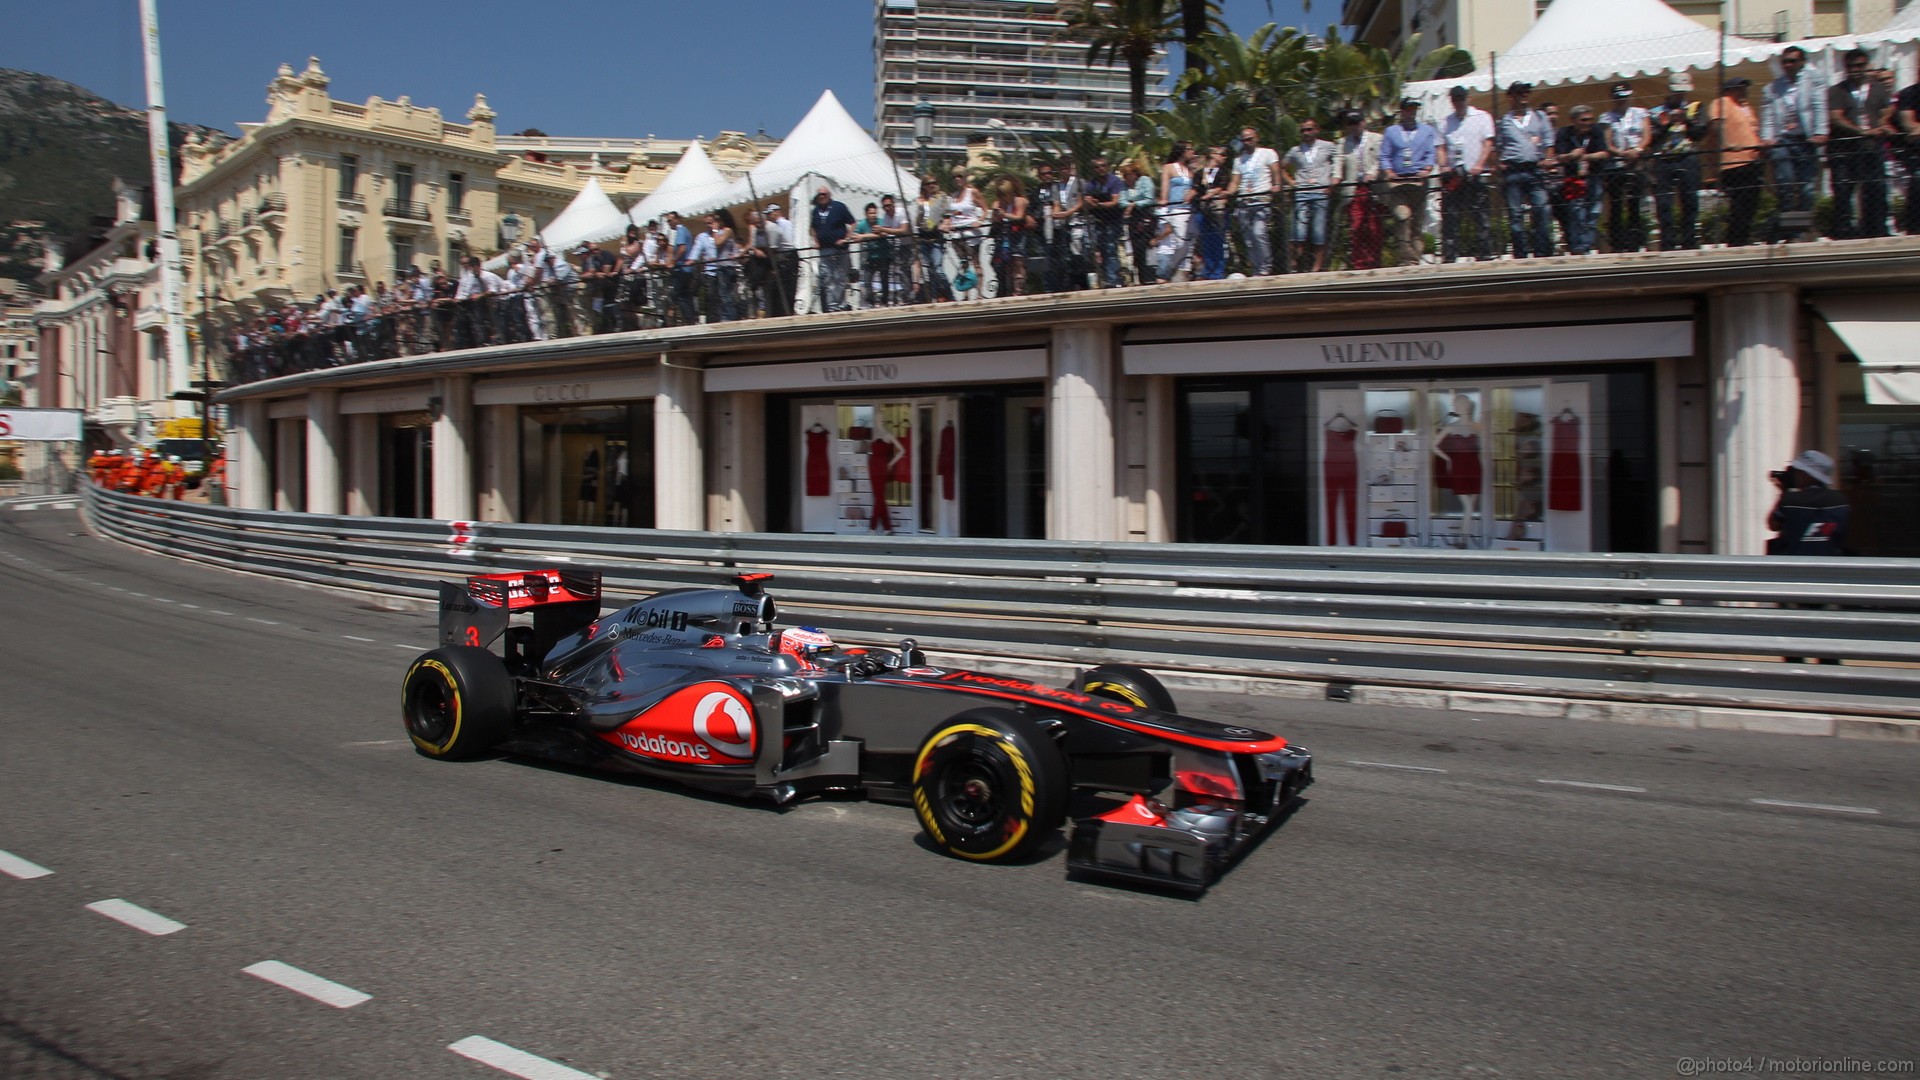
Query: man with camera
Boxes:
[{"xmin": 1767, "ymin": 450, "xmax": 1850, "ymax": 556}]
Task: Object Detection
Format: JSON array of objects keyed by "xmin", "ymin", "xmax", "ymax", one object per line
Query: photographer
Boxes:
[{"xmin": 1766, "ymin": 450, "xmax": 1850, "ymax": 556}]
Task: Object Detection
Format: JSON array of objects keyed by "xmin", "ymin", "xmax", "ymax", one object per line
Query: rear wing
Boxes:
[{"xmin": 438, "ymin": 569, "xmax": 603, "ymax": 659}]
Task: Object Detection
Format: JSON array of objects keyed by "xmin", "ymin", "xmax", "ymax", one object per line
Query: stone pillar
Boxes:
[
  {"xmin": 232, "ymin": 398, "xmax": 271, "ymax": 510},
  {"xmin": 479, "ymin": 404, "xmax": 519, "ymax": 523},
  {"xmin": 655, "ymin": 354, "xmax": 704, "ymax": 531},
  {"xmin": 431, "ymin": 375, "xmax": 474, "ymax": 521},
  {"xmin": 1048, "ymin": 323, "xmax": 1118, "ymax": 541},
  {"xmin": 346, "ymin": 413, "xmax": 378, "ymax": 517},
  {"xmin": 708, "ymin": 391, "xmax": 764, "ymax": 533},
  {"xmin": 1142, "ymin": 375, "xmax": 1175, "ymax": 543},
  {"xmin": 1710, "ymin": 285, "xmax": 1802, "ymax": 555},
  {"xmin": 305, "ymin": 389, "xmax": 343, "ymax": 515},
  {"xmin": 273, "ymin": 417, "xmax": 302, "ymax": 511}
]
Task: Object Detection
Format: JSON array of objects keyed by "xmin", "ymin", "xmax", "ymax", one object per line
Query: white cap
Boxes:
[{"xmin": 1789, "ymin": 449, "xmax": 1834, "ymax": 486}]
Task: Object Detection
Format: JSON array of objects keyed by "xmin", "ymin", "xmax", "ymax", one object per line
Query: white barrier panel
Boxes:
[{"xmin": 0, "ymin": 409, "xmax": 83, "ymax": 441}]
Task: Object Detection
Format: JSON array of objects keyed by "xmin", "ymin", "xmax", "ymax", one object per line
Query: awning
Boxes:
[{"xmin": 1814, "ymin": 294, "xmax": 1920, "ymax": 406}]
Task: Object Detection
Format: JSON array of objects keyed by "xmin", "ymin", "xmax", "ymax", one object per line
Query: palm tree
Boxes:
[
  {"xmin": 1058, "ymin": 0, "xmax": 1182, "ymax": 132},
  {"xmin": 1178, "ymin": 0, "xmax": 1226, "ymax": 93}
]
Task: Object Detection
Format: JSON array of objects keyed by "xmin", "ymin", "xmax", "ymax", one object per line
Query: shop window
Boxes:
[
  {"xmin": 380, "ymin": 413, "xmax": 433, "ymax": 518},
  {"xmin": 519, "ymin": 404, "xmax": 653, "ymax": 529},
  {"xmin": 1837, "ymin": 356, "xmax": 1920, "ymax": 557},
  {"xmin": 1178, "ymin": 369, "xmax": 1655, "ymax": 552}
]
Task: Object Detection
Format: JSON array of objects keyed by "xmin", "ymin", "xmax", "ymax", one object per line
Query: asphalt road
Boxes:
[{"xmin": 1, "ymin": 503, "xmax": 1916, "ymax": 1080}]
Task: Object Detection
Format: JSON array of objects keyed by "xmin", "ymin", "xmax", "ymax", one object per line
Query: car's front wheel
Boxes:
[
  {"xmin": 402, "ymin": 646, "xmax": 514, "ymax": 759},
  {"xmin": 912, "ymin": 708, "xmax": 1066, "ymax": 863}
]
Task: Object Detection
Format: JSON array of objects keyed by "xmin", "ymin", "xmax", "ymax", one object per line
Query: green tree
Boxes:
[{"xmin": 1059, "ymin": 0, "xmax": 1183, "ymax": 132}]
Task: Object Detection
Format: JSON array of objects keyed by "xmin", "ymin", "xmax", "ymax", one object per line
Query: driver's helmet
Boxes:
[{"xmin": 778, "ymin": 626, "xmax": 836, "ymax": 665}]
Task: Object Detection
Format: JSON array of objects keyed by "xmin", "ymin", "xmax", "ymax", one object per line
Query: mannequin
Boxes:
[
  {"xmin": 576, "ymin": 447, "xmax": 600, "ymax": 524},
  {"xmin": 1432, "ymin": 394, "xmax": 1484, "ymax": 543},
  {"xmin": 1323, "ymin": 410, "xmax": 1358, "ymax": 546}
]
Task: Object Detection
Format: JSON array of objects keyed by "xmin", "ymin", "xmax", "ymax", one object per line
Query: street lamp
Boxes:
[
  {"xmin": 913, "ymin": 100, "xmax": 936, "ymax": 181},
  {"xmin": 499, "ymin": 212, "xmax": 523, "ymax": 248}
]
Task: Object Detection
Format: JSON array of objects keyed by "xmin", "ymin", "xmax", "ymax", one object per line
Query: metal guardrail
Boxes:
[{"xmin": 81, "ymin": 483, "xmax": 1920, "ymax": 718}]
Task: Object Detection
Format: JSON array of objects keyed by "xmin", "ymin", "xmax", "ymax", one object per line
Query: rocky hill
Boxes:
[{"xmin": 0, "ymin": 68, "xmax": 229, "ymax": 285}]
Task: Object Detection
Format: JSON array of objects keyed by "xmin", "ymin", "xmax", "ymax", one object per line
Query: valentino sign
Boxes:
[
  {"xmin": 0, "ymin": 409, "xmax": 83, "ymax": 442},
  {"xmin": 1318, "ymin": 340, "xmax": 1446, "ymax": 365}
]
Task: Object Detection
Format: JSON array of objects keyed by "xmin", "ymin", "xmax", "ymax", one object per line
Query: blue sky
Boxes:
[{"xmin": 0, "ymin": 0, "xmax": 1319, "ymax": 141}]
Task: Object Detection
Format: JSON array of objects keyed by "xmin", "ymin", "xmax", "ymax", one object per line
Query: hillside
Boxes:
[{"xmin": 0, "ymin": 68, "xmax": 229, "ymax": 285}]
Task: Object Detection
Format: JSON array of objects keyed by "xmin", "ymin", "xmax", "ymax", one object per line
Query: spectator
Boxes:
[
  {"xmin": 1194, "ymin": 147, "xmax": 1232, "ymax": 280},
  {"xmin": 1600, "ymin": 82, "xmax": 1652, "ymax": 252},
  {"xmin": 1335, "ymin": 110, "xmax": 1384, "ymax": 269},
  {"xmin": 852, "ymin": 201, "xmax": 890, "ymax": 305},
  {"xmin": 505, "ymin": 251, "xmax": 539, "ymax": 341},
  {"xmin": 913, "ymin": 175, "xmax": 953, "ymax": 302},
  {"xmin": 740, "ymin": 210, "xmax": 771, "ymax": 318},
  {"xmin": 579, "ymin": 241, "xmax": 619, "ymax": 332},
  {"xmin": 1440, "ymin": 85, "xmax": 1495, "ymax": 262},
  {"xmin": 1762, "ymin": 45, "xmax": 1828, "ymax": 225},
  {"xmin": 524, "ymin": 237, "xmax": 573, "ymax": 339},
  {"xmin": 1827, "ymin": 48, "xmax": 1894, "ymax": 239},
  {"xmin": 809, "ymin": 186, "xmax": 857, "ymax": 313},
  {"xmin": 666, "ymin": 211, "xmax": 697, "ymax": 324},
  {"xmin": 703, "ymin": 211, "xmax": 741, "ymax": 322},
  {"xmin": 1708, "ymin": 78, "xmax": 1765, "ymax": 247},
  {"xmin": 1897, "ymin": 75, "xmax": 1920, "ymax": 234},
  {"xmin": 1648, "ymin": 73, "xmax": 1707, "ymax": 250},
  {"xmin": 1158, "ymin": 142, "xmax": 1197, "ymax": 278},
  {"xmin": 1554, "ymin": 105, "xmax": 1610, "ymax": 255},
  {"xmin": 617, "ymin": 223, "xmax": 647, "ymax": 330},
  {"xmin": 1049, "ymin": 158, "xmax": 1087, "ymax": 290},
  {"xmin": 764, "ymin": 204, "xmax": 799, "ymax": 317},
  {"xmin": 1767, "ymin": 449, "xmax": 1849, "ymax": 555},
  {"xmin": 1284, "ymin": 118, "xmax": 1336, "ymax": 272},
  {"xmin": 1228, "ymin": 126, "xmax": 1281, "ymax": 274},
  {"xmin": 991, "ymin": 176, "xmax": 1031, "ymax": 296},
  {"xmin": 1379, "ymin": 97, "xmax": 1441, "ymax": 266},
  {"xmin": 1082, "ymin": 155, "xmax": 1127, "ymax": 287},
  {"xmin": 1119, "ymin": 160, "xmax": 1158, "ymax": 284},
  {"xmin": 1495, "ymin": 82, "xmax": 1555, "ymax": 259},
  {"xmin": 1150, "ymin": 208, "xmax": 1183, "ymax": 282},
  {"xmin": 948, "ymin": 167, "xmax": 988, "ymax": 298}
]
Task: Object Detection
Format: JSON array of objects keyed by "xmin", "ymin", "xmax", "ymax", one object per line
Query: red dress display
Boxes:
[
  {"xmin": 1434, "ymin": 432, "xmax": 1483, "ymax": 495},
  {"xmin": 804, "ymin": 426, "xmax": 830, "ymax": 497},
  {"xmin": 1548, "ymin": 414, "xmax": 1583, "ymax": 511},
  {"xmin": 867, "ymin": 437, "xmax": 896, "ymax": 532},
  {"xmin": 1323, "ymin": 427, "xmax": 1358, "ymax": 545}
]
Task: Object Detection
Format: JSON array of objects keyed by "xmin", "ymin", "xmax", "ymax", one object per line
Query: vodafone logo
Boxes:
[
  {"xmin": 618, "ymin": 732, "xmax": 713, "ymax": 760},
  {"xmin": 694, "ymin": 691, "xmax": 754, "ymax": 758}
]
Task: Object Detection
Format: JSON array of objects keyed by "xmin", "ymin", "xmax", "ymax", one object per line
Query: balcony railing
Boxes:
[
  {"xmin": 258, "ymin": 194, "xmax": 287, "ymax": 216},
  {"xmin": 384, "ymin": 199, "xmax": 432, "ymax": 222}
]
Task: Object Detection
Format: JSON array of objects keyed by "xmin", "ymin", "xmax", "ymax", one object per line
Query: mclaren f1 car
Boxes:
[{"xmin": 401, "ymin": 569, "xmax": 1312, "ymax": 891}]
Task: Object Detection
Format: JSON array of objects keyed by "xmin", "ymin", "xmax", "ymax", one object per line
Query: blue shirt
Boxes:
[
  {"xmin": 810, "ymin": 199, "xmax": 856, "ymax": 247},
  {"xmin": 1380, "ymin": 122, "xmax": 1440, "ymax": 177}
]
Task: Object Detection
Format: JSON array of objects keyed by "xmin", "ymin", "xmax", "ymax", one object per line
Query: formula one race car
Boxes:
[{"xmin": 401, "ymin": 569, "xmax": 1312, "ymax": 891}]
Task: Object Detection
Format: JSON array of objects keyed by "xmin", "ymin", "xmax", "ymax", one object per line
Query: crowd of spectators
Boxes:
[{"xmin": 226, "ymin": 50, "xmax": 1920, "ymax": 385}]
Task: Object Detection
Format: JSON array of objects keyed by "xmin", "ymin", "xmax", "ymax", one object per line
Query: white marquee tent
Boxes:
[
  {"xmin": 539, "ymin": 177, "xmax": 628, "ymax": 250},
  {"xmin": 627, "ymin": 140, "xmax": 732, "ymax": 227},
  {"xmin": 662, "ymin": 90, "xmax": 925, "ymax": 313},
  {"xmin": 1405, "ymin": 0, "xmax": 1784, "ymax": 107}
]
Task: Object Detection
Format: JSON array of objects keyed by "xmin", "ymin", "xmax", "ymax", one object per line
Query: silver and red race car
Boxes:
[{"xmin": 402, "ymin": 569, "xmax": 1312, "ymax": 892}]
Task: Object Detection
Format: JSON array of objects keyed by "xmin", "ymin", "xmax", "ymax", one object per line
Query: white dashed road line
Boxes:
[
  {"xmin": 85, "ymin": 899, "xmax": 186, "ymax": 936},
  {"xmin": 1750, "ymin": 798, "xmax": 1881, "ymax": 816},
  {"xmin": 1347, "ymin": 760, "xmax": 1449, "ymax": 773},
  {"xmin": 248, "ymin": 617, "xmax": 279, "ymax": 626},
  {"xmin": 448, "ymin": 1036, "xmax": 600, "ymax": 1080},
  {"xmin": 342, "ymin": 635, "xmax": 375, "ymax": 643},
  {"xmin": 209, "ymin": 610, "xmax": 234, "ymax": 617},
  {"xmin": 242, "ymin": 960, "xmax": 371, "ymax": 1009},
  {"xmin": 0, "ymin": 850, "xmax": 53, "ymax": 879},
  {"xmin": 1537, "ymin": 779, "xmax": 1649, "ymax": 793}
]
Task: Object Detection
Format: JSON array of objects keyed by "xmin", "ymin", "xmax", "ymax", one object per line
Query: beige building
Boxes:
[
  {"xmin": 176, "ymin": 58, "xmax": 772, "ymax": 354},
  {"xmin": 1, "ymin": 280, "xmax": 36, "ymax": 402},
  {"xmin": 32, "ymin": 180, "xmax": 182, "ymax": 446}
]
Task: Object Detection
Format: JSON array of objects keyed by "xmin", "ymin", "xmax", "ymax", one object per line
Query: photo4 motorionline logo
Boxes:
[{"xmin": 1675, "ymin": 1058, "xmax": 1915, "ymax": 1077}]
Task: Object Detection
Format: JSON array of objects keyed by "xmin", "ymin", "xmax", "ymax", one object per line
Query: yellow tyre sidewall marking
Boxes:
[
  {"xmin": 405, "ymin": 659, "xmax": 462, "ymax": 755},
  {"xmin": 912, "ymin": 722, "xmax": 1037, "ymax": 861},
  {"xmin": 1083, "ymin": 680, "xmax": 1148, "ymax": 709}
]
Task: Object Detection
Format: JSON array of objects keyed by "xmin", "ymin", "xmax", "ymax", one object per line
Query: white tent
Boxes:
[
  {"xmin": 628, "ymin": 140, "xmax": 732, "ymax": 227},
  {"xmin": 540, "ymin": 177, "xmax": 628, "ymax": 250},
  {"xmin": 665, "ymin": 90, "xmax": 925, "ymax": 313},
  {"xmin": 1406, "ymin": 0, "xmax": 1783, "ymax": 104}
]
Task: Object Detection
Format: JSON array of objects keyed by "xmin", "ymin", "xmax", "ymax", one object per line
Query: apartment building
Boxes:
[{"xmin": 874, "ymin": 0, "xmax": 1169, "ymax": 156}]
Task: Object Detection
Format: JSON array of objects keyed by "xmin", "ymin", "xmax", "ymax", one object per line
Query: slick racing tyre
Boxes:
[
  {"xmin": 912, "ymin": 708, "xmax": 1066, "ymax": 864},
  {"xmin": 402, "ymin": 646, "xmax": 514, "ymax": 759},
  {"xmin": 1071, "ymin": 663, "xmax": 1177, "ymax": 714}
]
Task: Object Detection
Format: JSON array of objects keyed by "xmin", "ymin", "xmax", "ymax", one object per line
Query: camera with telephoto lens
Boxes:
[{"xmin": 1770, "ymin": 469, "xmax": 1794, "ymax": 489}]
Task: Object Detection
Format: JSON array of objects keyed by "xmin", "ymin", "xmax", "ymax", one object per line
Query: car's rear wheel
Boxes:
[
  {"xmin": 1072, "ymin": 663, "xmax": 1177, "ymax": 714},
  {"xmin": 402, "ymin": 646, "xmax": 514, "ymax": 759},
  {"xmin": 912, "ymin": 708, "xmax": 1066, "ymax": 863}
]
